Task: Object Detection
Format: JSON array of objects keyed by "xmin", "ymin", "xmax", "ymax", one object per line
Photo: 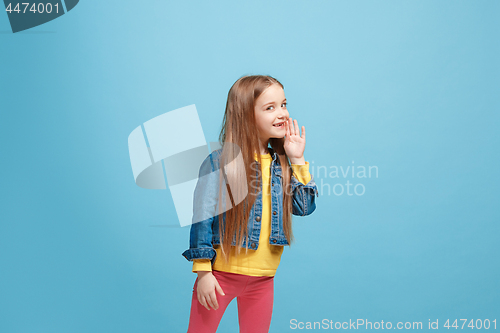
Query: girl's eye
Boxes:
[{"xmin": 266, "ymin": 103, "xmax": 286, "ymax": 110}]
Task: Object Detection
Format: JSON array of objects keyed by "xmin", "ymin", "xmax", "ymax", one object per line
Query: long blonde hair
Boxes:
[{"xmin": 216, "ymin": 75, "xmax": 295, "ymax": 262}]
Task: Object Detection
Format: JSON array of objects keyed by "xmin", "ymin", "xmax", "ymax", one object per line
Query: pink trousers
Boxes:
[{"xmin": 187, "ymin": 270, "xmax": 274, "ymax": 333}]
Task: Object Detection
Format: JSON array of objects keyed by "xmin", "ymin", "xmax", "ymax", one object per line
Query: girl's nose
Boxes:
[{"xmin": 280, "ymin": 107, "xmax": 289, "ymax": 119}]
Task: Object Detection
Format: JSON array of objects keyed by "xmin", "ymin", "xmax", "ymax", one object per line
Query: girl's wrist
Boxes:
[{"xmin": 289, "ymin": 156, "xmax": 305, "ymax": 165}]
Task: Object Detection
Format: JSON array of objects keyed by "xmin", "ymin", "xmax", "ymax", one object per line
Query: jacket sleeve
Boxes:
[
  {"xmin": 181, "ymin": 153, "xmax": 219, "ymax": 266},
  {"xmin": 290, "ymin": 161, "xmax": 319, "ymax": 216}
]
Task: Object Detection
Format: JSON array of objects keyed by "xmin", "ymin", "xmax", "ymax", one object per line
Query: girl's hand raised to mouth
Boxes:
[{"xmin": 284, "ymin": 117, "xmax": 306, "ymax": 164}]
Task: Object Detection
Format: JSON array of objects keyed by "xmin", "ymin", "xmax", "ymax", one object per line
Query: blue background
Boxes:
[{"xmin": 1, "ymin": 1, "xmax": 499, "ymax": 332}]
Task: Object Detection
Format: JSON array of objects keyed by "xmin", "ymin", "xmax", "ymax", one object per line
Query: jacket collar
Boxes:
[{"xmin": 267, "ymin": 146, "xmax": 279, "ymax": 163}]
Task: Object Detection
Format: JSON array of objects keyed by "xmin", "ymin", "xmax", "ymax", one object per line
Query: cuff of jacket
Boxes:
[
  {"xmin": 291, "ymin": 174, "xmax": 319, "ymax": 197},
  {"xmin": 291, "ymin": 161, "xmax": 312, "ymax": 185},
  {"xmin": 182, "ymin": 248, "xmax": 217, "ymax": 265},
  {"xmin": 192, "ymin": 259, "xmax": 213, "ymax": 272}
]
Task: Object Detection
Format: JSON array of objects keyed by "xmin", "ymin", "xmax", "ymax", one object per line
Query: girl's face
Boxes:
[{"xmin": 254, "ymin": 84, "xmax": 289, "ymax": 145}]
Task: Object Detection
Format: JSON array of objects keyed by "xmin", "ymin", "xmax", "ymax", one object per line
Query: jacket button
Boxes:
[
  {"xmin": 256, "ymin": 216, "xmax": 261, "ymax": 222},
  {"xmin": 273, "ymin": 211, "xmax": 277, "ymax": 215},
  {"xmin": 272, "ymin": 239, "xmax": 277, "ymax": 243},
  {"xmin": 251, "ymin": 242, "xmax": 256, "ymax": 248}
]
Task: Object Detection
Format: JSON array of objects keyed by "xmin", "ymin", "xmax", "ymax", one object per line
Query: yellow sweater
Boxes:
[{"xmin": 192, "ymin": 152, "xmax": 312, "ymax": 277}]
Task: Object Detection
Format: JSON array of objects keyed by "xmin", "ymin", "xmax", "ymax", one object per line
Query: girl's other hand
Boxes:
[{"xmin": 196, "ymin": 271, "xmax": 226, "ymax": 310}]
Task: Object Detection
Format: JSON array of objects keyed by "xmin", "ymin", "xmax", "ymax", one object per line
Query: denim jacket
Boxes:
[{"xmin": 181, "ymin": 147, "xmax": 319, "ymax": 266}]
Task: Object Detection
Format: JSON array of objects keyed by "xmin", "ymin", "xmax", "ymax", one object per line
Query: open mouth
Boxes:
[{"xmin": 273, "ymin": 122, "xmax": 285, "ymax": 128}]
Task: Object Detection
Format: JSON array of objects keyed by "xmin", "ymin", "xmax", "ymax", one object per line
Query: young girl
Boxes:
[{"xmin": 182, "ymin": 75, "xmax": 319, "ymax": 333}]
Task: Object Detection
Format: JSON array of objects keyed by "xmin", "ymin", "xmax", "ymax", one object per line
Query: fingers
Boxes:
[
  {"xmin": 294, "ymin": 119, "xmax": 299, "ymax": 135},
  {"xmin": 197, "ymin": 281, "xmax": 225, "ymax": 311},
  {"xmin": 214, "ymin": 278, "xmax": 225, "ymax": 296},
  {"xmin": 198, "ymin": 292, "xmax": 218, "ymax": 310},
  {"xmin": 287, "ymin": 117, "xmax": 304, "ymax": 138},
  {"xmin": 196, "ymin": 283, "xmax": 212, "ymax": 310},
  {"xmin": 207, "ymin": 292, "xmax": 219, "ymax": 310},
  {"xmin": 288, "ymin": 118, "xmax": 295, "ymax": 135},
  {"xmin": 197, "ymin": 292, "xmax": 210, "ymax": 311}
]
